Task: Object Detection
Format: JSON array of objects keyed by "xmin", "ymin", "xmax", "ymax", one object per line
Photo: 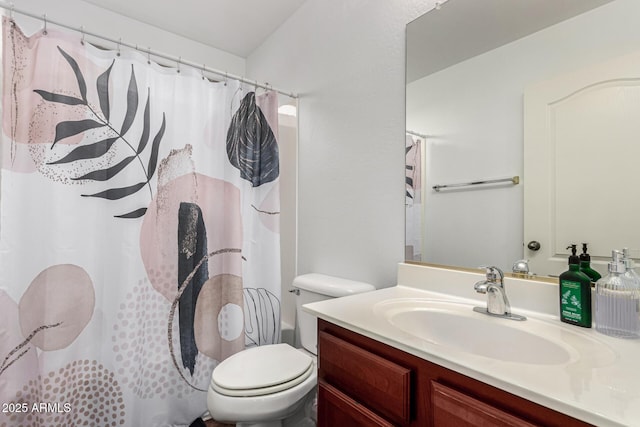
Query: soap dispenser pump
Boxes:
[
  {"xmin": 567, "ymin": 244, "xmax": 580, "ymax": 266},
  {"xmin": 579, "ymin": 243, "xmax": 601, "ymax": 283},
  {"xmin": 595, "ymin": 250, "xmax": 640, "ymax": 339},
  {"xmin": 622, "ymin": 248, "xmax": 640, "ymax": 285},
  {"xmin": 559, "ymin": 244, "xmax": 592, "ymax": 327}
]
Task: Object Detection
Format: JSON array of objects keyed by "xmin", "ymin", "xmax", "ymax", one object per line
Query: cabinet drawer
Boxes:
[
  {"xmin": 432, "ymin": 381, "xmax": 537, "ymax": 427},
  {"xmin": 318, "ymin": 381, "xmax": 396, "ymax": 427},
  {"xmin": 319, "ymin": 331, "xmax": 411, "ymax": 425}
]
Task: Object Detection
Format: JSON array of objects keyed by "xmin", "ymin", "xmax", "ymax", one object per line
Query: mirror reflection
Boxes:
[{"xmin": 406, "ymin": 0, "xmax": 640, "ymax": 277}]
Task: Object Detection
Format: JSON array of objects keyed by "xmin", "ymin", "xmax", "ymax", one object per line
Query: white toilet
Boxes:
[{"xmin": 206, "ymin": 273, "xmax": 375, "ymax": 427}]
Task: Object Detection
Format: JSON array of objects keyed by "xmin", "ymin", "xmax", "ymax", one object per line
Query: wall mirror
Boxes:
[{"xmin": 406, "ymin": 0, "xmax": 640, "ymax": 278}]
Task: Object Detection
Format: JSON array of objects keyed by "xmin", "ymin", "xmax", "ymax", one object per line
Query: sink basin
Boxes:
[{"xmin": 373, "ymin": 299, "xmax": 616, "ymax": 366}]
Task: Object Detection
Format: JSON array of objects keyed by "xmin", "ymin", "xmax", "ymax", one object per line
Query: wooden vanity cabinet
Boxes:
[{"xmin": 317, "ymin": 319, "xmax": 593, "ymax": 427}]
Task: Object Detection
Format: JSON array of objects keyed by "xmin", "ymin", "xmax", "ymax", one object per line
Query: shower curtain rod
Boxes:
[
  {"xmin": 0, "ymin": 1, "xmax": 298, "ymax": 99},
  {"xmin": 406, "ymin": 130, "xmax": 427, "ymax": 138}
]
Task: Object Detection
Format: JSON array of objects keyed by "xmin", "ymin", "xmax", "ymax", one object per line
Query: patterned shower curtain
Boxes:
[
  {"xmin": 0, "ymin": 18, "xmax": 281, "ymax": 427},
  {"xmin": 405, "ymin": 134, "xmax": 422, "ymax": 261}
]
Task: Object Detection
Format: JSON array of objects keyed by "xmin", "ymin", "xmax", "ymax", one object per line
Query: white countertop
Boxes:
[{"xmin": 303, "ymin": 263, "xmax": 640, "ymax": 427}]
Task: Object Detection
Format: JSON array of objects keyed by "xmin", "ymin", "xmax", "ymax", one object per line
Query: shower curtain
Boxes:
[
  {"xmin": 405, "ymin": 134, "xmax": 422, "ymax": 261},
  {"xmin": 0, "ymin": 18, "xmax": 281, "ymax": 427}
]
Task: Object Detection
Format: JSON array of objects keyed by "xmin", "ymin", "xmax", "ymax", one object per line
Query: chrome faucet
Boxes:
[
  {"xmin": 512, "ymin": 259, "xmax": 530, "ymax": 275},
  {"xmin": 473, "ymin": 266, "xmax": 526, "ymax": 321}
]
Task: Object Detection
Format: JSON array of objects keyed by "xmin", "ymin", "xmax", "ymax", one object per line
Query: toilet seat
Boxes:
[{"xmin": 211, "ymin": 344, "xmax": 314, "ymax": 397}]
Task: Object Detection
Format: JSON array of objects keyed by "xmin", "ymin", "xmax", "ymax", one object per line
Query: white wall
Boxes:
[
  {"xmin": 406, "ymin": 0, "xmax": 640, "ymax": 272},
  {"xmin": 277, "ymin": 109, "xmax": 298, "ymax": 329},
  {"xmin": 247, "ymin": 0, "xmax": 438, "ymax": 290},
  {"xmin": 10, "ymin": 0, "xmax": 245, "ymax": 76}
]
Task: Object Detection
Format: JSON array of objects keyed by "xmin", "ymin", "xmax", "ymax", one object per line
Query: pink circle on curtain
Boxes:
[
  {"xmin": 193, "ymin": 274, "xmax": 244, "ymax": 361},
  {"xmin": 140, "ymin": 173, "xmax": 243, "ymax": 301},
  {"xmin": 3, "ymin": 25, "xmax": 108, "ymax": 173},
  {"xmin": 18, "ymin": 264, "xmax": 95, "ymax": 351}
]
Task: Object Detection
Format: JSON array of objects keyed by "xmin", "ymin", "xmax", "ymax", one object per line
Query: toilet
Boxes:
[{"xmin": 206, "ymin": 273, "xmax": 375, "ymax": 427}]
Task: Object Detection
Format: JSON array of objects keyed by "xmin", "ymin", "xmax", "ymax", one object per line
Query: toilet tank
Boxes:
[{"xmin": 292, "ymin": 274, "xmax": 375, "ymax": 355}]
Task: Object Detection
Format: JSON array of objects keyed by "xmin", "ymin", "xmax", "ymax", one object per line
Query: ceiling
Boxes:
[
  {"xmin": 407, "ymin": 0, "xmax": 615, "ymax": 83},
  {"xmin": 80, "ymin": 0, "xmax": 307, "ymax": 57}
]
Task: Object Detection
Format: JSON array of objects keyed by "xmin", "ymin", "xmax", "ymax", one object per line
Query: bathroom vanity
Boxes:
[
  {"xmin": 318, "ymin": 319, "xmax": 588, "ymax": 427},
  {"xmin": 304, "ymin": 263, "xmax": 640, "ymax": 427}
]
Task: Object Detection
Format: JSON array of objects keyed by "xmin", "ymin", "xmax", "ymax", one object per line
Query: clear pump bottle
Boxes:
[
  {"xmin": 595, "ymin": 250, "xmax": 640, "ymax": 339},
  {"xmin": 622, "ymin": 248, "xmax": 640, "ymax": 285}
]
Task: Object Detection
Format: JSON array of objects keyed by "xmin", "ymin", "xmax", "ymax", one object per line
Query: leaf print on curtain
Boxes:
[
  {"xmin": 1, "ymin": 17, "xmax": 282, "ymax": 427},
  {"xmin": 406, "ymin": 134, "xmax": 423, "ymax": 261},
  {"xmin": 33, "ymin": 46, "xmax": 166, "ymax": 219},
  {"xmin": 227, "ymin": 91, "xmax": 279, "ymax": 187}
]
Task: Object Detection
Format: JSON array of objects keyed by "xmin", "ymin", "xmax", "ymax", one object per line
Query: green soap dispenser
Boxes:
[
  {"xmin": 580, "ymin": 243, "xmax": 602, "ymax": 283},
  {"xmin": 559, "ymin": 244, "xmax": 592, "ymax": 327}
]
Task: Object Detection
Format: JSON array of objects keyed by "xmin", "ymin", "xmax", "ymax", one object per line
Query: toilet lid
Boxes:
[{"xmin": 212, "ymin": 344, "xmax": 314, "ymax": 396}]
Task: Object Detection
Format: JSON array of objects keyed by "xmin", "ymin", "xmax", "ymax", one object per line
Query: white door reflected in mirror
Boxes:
[{"xmin": 524, "ymin": 51, "xmax": 640, "ymax": 277}]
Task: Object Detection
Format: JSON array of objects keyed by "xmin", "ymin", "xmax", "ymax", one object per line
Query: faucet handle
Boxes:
[
  {"xmin": 479, "ymin": 266, "xmax": 504, "ymax": 283},
  {"xmin": 512, "ymin": 259, "xmax": 530, "ymax": 274}
]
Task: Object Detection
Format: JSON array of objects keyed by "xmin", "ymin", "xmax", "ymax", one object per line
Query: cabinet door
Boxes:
[
  {"xmin": 432, "ymin": 381, "xmax": 537, "ymax": 427},
  {"xmin": 318, "ymin": 381, "xmax": 396, "ymax": 427},
  {"xmin": 319, "ymin": 331, "xmax": 411, "ymax": 424}
]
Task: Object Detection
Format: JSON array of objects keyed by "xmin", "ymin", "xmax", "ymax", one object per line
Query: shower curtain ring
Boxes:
[
  {"xmin": 9, "ymin": 3, "xmax": 14, "ymax": 20},
  {"xmin": 224, "ymin": 72, "xmax": 228, "ymax": 86},
  {"xmin": 117, "ymin": 38, "xmax": 121, "ymax": 57},
  {"xmin": 177, "ymin": 57, "xmax": 181, "ymax": 73},
  {"xmin": 201, "ymin": 64, "xmax": 206, "ymax": 80},
  {"xmin": 147, "ymin": 47, "xmax": 151, "ymax": 65},
  {"xmin": 80, "ymin": 26, "xmax": 85, "ymax": 45},
  {"xmin": 42, "ymin": 14, "xmax": 47, "ymax": 35}
]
